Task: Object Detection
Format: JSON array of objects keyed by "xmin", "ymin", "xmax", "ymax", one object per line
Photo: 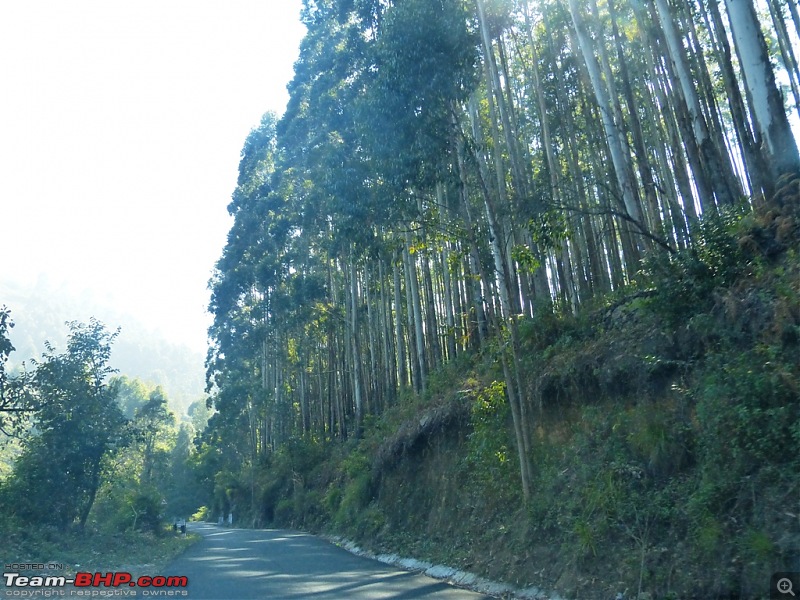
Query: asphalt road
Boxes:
[{"xmin": 162, "ymin": 522, "xmax": 493, "ymax": 599}]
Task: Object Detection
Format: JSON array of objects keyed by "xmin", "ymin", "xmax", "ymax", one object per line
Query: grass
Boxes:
[{"xmin": 0, "ymin": 521, "xmax": 199, "ymax": 586}]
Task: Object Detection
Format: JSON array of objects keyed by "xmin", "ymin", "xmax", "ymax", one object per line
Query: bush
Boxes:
[
  {"xmin": 694, "ymin": 346, "xmax": 799, "ymax": 483},
  {"xmin": 191, "ymin": 506, "xmax": 211, "ymax": 522},
  {"xmin": 464, "ymin": 380, "xmax": 518, "ymax": 498},
  {"xmin": 642, "ymin": 209, "xmax": 746, "ymax": 325},
  {"xmin": 334, "ymin": 472, "xmax": 372, "ymax": 529},
  {"xmin": 128, "ymin": 487, "xmax": 164, "ymax": 534}
]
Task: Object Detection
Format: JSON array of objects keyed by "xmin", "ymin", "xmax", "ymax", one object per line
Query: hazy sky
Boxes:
[{"xmin": 0, "ymin": 1, "xmax": 306, "ymax": 354}]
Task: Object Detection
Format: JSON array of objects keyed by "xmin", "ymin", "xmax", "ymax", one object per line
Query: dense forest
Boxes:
[
  {"xmin": 205, "ymin": 0, "xmax": 799, "ymax": 472},
  {"xmin": 198, "ymin": 0, "xmax": 800, "ymax": 597},
  {"xmin": 2, "ymin": 0, "xmax": 800, "ymax": 598},
  {"xmin": 194, "ymin": 0, "xmax": 800, "ymax": 597}
]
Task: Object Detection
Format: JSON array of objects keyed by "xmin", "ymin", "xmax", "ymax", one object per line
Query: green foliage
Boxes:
[
  {"xmin": 334, "ymin": 472, "xmax": 372, "ymax": 528},
  {"xmin": 1, "ymin": 320, "xmax": 130, "ymax": 530},
  {"xmin": 694, "ymin": 347, "xmax": 800, "ymax": 476},
  {"xmin": 642, "ymin": 209, "xmax": 746, "ymax": 325},
  {"xmin": 274, "ymin": 497, "xmax": 295, "ymax": 524},
  {"xmin": 0, "ymin": 306, "xmax": 15, "ymax": 420},
  {"xmin": 690, "ymin": 345, "xmax": 800, "ymax": 514},
  {"xmin": 91, "ymin": 482, "xmax": 164, "ymax": 534},
  {"xmin": 355, "ymin": 505, "xmax": 387, "ymax": 539},
  {"xmin": 362, "ymin": 0, "xmax": 478, "ymax": 189},
  {"xmin": 465, "ymin": 380, "xmax": 517, "ymax": 496},
  {"xmin": 191, "ymin": 506, "xmax": 211, "ymax": 522},
  {"xmin": 162, "ymin": 424, "xmax": 206, "ymax": 518},
  {"xmin": 0, "ymin": 306, "xmax": 30, "ymax": 436},
  {"xmin": 0, "ymin": 511, "xmax": 196, "ymax": 580},
  {"xmin": 190, "ymin": 1, "xmax": 800, "ymax": 592},
  {"xmin": 527, "ymin": 210, "xmax": 570, "ymax": 251},
  {"xmin": 0, "ymin": 305, "xmax": 13, "ymax": 371},
  {"xmin": 114, "ymin": 375, "xmax": 151, "ymax": 419},
  {"xmin": 128, "ymin": 487, "xmax": 164, "ymax": 534},
  {"xmin": 0, "ymin": 316, "xmax": 190, "ymax": 539},
  {"xmin": 510, "ymin": 244, "xmax": 541, "ymax": 274},
  {"xmin": 134, "ymin": 386, "xmax": 175, "ymax": 486}
]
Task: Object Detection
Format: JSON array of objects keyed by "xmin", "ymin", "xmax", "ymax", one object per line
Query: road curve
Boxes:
[{"xmin": 162, "ymin": 522, "xmax": 493, "ymax": 599}]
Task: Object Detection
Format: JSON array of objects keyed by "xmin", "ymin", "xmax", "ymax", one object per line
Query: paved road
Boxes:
[{"xmin": 162, "ymin": 523, "xmax": 492, "ymax": 599}]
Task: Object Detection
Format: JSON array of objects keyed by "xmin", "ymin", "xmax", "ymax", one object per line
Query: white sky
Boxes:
[{"xmin": 0, "ymin": 1, "xmax": 306, "ymax": 354}]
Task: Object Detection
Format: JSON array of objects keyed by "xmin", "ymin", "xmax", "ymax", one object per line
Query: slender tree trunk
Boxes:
[
  {"xmin": 349, "ymin": 258, "xmax": 364, "ymax": 435},
  {"xmin": 467, "ymin": 90, "xmax": 534, "ymax": 499},
  {"xmin": 568, "ymin": 0, "xmax": 645, "ymax": 260},
  {"xmin": 403, "ymin": 239, "xmax": 426, "ymax": 393},
  {"xmin": 705, "ymin": 0, "xmax": 771, "ymax": 198},
  {"xmin": 652, "ymin": 0, "xmax": 738, "ymax": 207},
  {"xmin": 441, "ymin": 247, "xmax": 457, "ymax": 361},
  {"xmin": 768, "ymin": 0, "xmax": 800, "ymax": 121},
  {"xmin": 725, "ymin": 0, "xmax": 800, "ymax": 183},
  {"xmin": 392, "ymin": 250, "xmax": 408, "ymax": 388},
  {"xmin": 607, "ymin": 0, "xmax": 663, "ymax": 239},
  {"xmin": 378, "ymin": 258, "xmax": 396, "ymax": 404}
]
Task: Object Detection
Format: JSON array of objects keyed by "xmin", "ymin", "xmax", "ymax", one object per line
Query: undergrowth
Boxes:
[{"xmin": 0, "ymin": 515, "xmax": 197, "ymax": 584}]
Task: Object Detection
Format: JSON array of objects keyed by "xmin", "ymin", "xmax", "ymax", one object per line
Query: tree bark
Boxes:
[{"xmin": 725, "ymin": 0, "xmax": 800, "ymax": 183}]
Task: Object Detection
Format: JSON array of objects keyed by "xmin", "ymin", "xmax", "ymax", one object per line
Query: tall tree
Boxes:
[
  {"xmin": 134, "ymin": 386, "xmax": 174, "ymax": 486},
  {"xmin": 725, "ymin": 0, "xmax": 800, "ymax": 184}
]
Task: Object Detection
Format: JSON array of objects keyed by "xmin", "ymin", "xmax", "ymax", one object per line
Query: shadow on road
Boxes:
[{"xmin": 162, "ymin": 523, "xmax": 492, "ymax": 599}]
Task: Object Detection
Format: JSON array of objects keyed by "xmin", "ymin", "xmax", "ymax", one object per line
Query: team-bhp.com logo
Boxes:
[{"xmin": 3, "ymin": 570, "xmax": 188, "ymax": 597}]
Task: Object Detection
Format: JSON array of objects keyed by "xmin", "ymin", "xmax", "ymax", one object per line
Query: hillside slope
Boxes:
[{"xmin": 234, "ymin": 191, "xmax": 800, "ymax": 599}]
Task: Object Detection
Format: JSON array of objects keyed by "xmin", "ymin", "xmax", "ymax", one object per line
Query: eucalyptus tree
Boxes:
[
  {"xmin": 567, "ymin": 0, "xmax": 646, "ymax": 261},
  {"xmin": 206, "ymin": 111, "xmax": 289, "ymax": 462},
  {"xmin": 201, "ymin": 0, "xmax": 800, "ymax": 511},
  {"xmin": 725, "ymin": 0, "xmax": 800, "ymax": 185}
]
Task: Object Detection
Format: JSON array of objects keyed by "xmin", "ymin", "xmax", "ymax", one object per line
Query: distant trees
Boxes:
[
  {"xmin": 2, "ymin": 320, "xmax": 129, "ymax": 529},
  {"xmin": 0, "ymin": 306, "xmax": 27, "ymax": 436},
  {"xmin": 204, "ymin": 0, "xmax": 800, "ymax": 504},
  {"xmin": 0, "ymin": 317, "xmax": 201, "ymax": 532}
]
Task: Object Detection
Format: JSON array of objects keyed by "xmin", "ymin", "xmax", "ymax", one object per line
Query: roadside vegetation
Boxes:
[
  {"xmin": 0, "ymin": 519, "xmax": 197, "ymax": 586},
  {"xmin": 0, "ymin": 315, "xmax": 206, "ymax": 578},
  {"xmin": 2, "ymin": 2, "xmax": 800, "ymax": 598}
]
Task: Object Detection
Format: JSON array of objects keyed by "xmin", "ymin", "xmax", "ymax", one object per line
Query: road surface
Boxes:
[{"xmin": 162, "ymin": 522, "xmax": 493, "ymax": 599}]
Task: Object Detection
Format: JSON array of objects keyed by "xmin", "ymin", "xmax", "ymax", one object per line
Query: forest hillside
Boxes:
[
  {"xmin": 195, "ymin": 1, "xmax": 800, "ymax": 598},
  {"xmin": 219, "ymin": 192, "xmax": 799, "ymax": 599}
]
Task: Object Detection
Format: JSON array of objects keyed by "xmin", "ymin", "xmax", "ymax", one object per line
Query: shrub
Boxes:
[
  {"xmin": 464, "ymin": 380, "xmax": 518, "ymax": 498},
  {"xmin": 642, "ymin": 209, "xmax": 746, "ymax": 325},
  {"xmin": 694, "ymin": 346, "xmax": 799, "ymax": 481},
  {"xmin": 191, "ymin": 506, "xmax": 211, "ymax": 522}
]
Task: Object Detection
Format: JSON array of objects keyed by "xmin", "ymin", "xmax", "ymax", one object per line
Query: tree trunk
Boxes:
[
  {"xmin": 652, "ymin": 0, "xmax": 738, "ymax": 208},
  {"xmin": 568, "ymin": 0, "xmax": 645, "ymax": 259},
  {"xmin": 725, "ymin": 0, "xmax": 800, "ymax": 183}
]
